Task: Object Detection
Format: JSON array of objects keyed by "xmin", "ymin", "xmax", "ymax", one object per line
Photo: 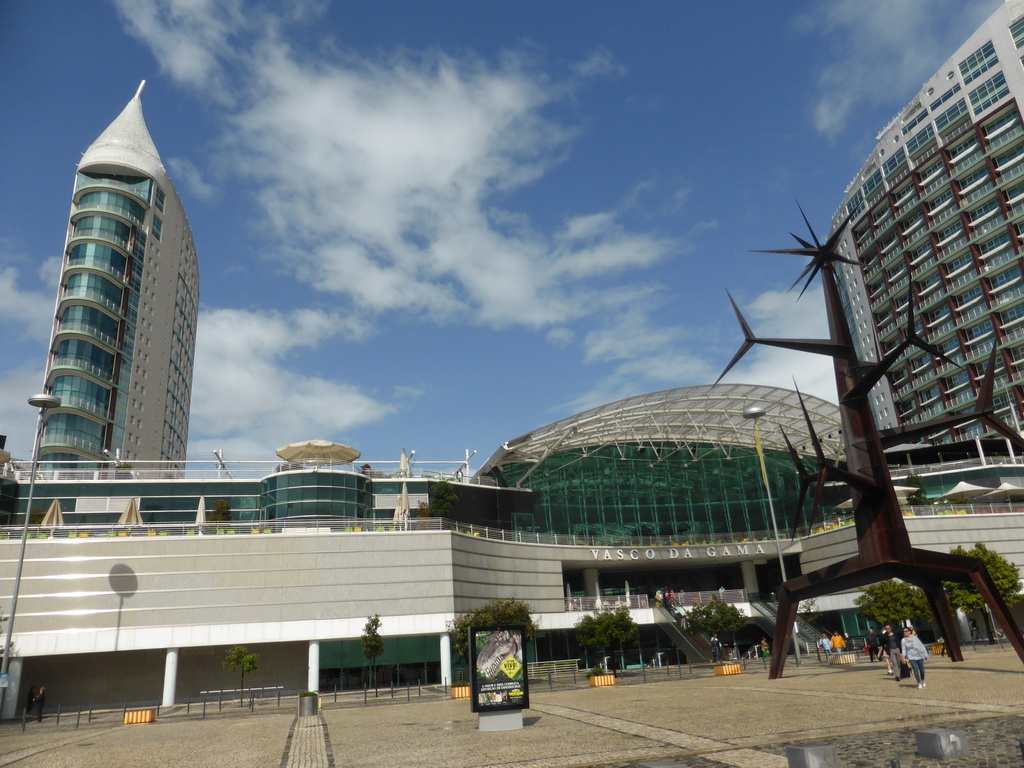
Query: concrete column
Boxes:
[
  {"xmin": 0, "ymin": 657, "xmax": 24, "ymax": 720},
  {"xmin": 740, "ymin": 560, "xmax": 759, "ymax": 598},
  {"xmin": 307, "ymin": 640, "xmax": 320, "ymax": 693},
  {"xmin": 439, "ymin": 634, "xmax": 452, "ymax": 686},
  {"xmin": 583, "ymin": 568, "xmax": 601, "ymax": 607},
  {"xmin": 161, "ymin": 648, "xmax": 179, "ymax": 707}
]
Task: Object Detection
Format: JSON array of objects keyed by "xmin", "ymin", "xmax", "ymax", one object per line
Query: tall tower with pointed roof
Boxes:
[{"xmin": 39, "ymin": 83, "xmax": 199, "ymax": 464}]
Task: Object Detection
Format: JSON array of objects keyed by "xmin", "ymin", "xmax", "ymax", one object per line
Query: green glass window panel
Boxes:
[
  {"xmin": 959, "ymin": 41, "xmax": 998, "ymax": 85},
  {"xmin": 969, "ymin": 71, "xmax": 1009, "ymax": 113}
]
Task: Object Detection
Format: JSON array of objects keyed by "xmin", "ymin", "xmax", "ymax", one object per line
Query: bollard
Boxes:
[
  {"xmin": 407, "ymin": 682, "xmax": 410, "ymax": 701},
  {"xmin": 218, "ymin": 692, "xmax": 222, "ymax": 711},
  {"xmin": 390, "ymin": 682, "xmax": 394, "ymax": 699},
  {"xmin": 364, "ymin": 685, "xmax": 368, "ymax": 705},
  {"xmin": 89, "ymin": 703, "xmax": 94, "ymax": 722},
  {"xmin": 56, "ymin": 704, "xmax": 62, "ymax": 725},
  {"xmin": 548, "ymin": 671, "xmax": 553, "ymax": 689},
  {"xmin": 202, "ymin": 698, "xmax": 207, "ymax": 718},
  {"xmin": 186, "ymin": 696, "xmax": 191, "ymax": 714},
  {"xmin": 277, "ymin": 689, "xmax": 281, "ymax": 706},
  {"xmin": 76, "ymin": 708, "xmax": 81, "ymax": 728},
  {"xmin": 249, "ymin": 694, "xmax": 254, "ymax": 712},
  {"xmin": 334, "ymin": 685, "xmax": 338, "ymax": 704},
  {"xmin": 915, "ymin": 728, "xmax": 969, "ymax": 760}
]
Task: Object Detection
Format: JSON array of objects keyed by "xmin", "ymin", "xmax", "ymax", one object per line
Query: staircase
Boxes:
[{"xmin": 654, "ymin": 605, "xmax": 713, "ymax": 662}]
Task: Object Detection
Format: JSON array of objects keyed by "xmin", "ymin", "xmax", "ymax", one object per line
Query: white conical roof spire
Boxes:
[{"xmin": 79, "ymin": 81, "xmax": 164, "ymax": 179}]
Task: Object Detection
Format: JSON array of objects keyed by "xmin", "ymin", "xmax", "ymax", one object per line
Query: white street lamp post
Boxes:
[
  {"xmin": 743, "ymin": 405, "xmax": 801, "ymax": 665},
  {"xmin": 1, "ymin": 394, "xmax": 62, "ymax": 707}
]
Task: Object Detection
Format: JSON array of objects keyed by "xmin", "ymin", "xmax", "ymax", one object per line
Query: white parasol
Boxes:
[
  {"xmin": 195, "ymin": 495, "xmax": 207, "ymax": 525},
  {"xmin": 937, "ymin": 481, "xmax": 991, "ymax": 501},
  {"xmin": 275, "ymin": 439, "xmax": 361, "ymax": 466},
  {"xmin": 979, "ymin": 482, "xmax": 1024, "ymax": 500},
  {"xmin": 393, "ymin": 482, "xmax": 410, "ymax": 527},
  {"xmin": 118, "ymin": 497, "xmax": 142, "ymax": 526},
  {"xmin": 40, "ymin": 498, "xmax": 65, "ymax": 526}
]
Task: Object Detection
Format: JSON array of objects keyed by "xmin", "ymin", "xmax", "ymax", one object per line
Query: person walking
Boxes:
[
  {"xmin": 901, "ymin": 627, "xmax": 929, "ymax": 688},
  {"xmin": 817, "ymin": 633, "xmax": 831, "ymax": 659},
  {"xmin": 759, "ymin": 636, "xmax": 771, "ymax": 659},
  {"xmin": 830, "ymin": 630, "xmax": 846, "ymax": 655},
  {"xmin": 882, "ymin": 624, "xmax": 902, "ymax": 680},
  {"xmin": 865, "ymin": 628, "xmax": 880, "ymax": 661},
  {"xmin": 32, "ymin": 687, "xmax": 46, "ymax": 722}
]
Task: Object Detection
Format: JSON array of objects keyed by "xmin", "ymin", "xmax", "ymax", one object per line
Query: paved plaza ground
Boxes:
[{"xmin": 2, "ymin": 647, "xmax": 1023, "ymax": 768}]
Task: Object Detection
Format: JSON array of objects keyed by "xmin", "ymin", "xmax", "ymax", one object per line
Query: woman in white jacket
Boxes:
[{"xmin": 901, "ymin": 627, "xmax": 929, "ymax": 688}]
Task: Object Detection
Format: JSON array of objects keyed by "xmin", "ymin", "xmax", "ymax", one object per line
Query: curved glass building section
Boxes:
[
  {"xmin": 261, "ymin": 471, "xmax": 373, "ymax": 520},
  {"xmin": 832, "ymin": 2, "xmax": 1024, "ymax": 440},
  {"xmin": 479, "ymin": 383, "xmax": 844, "ymax": 538},
  {"xmin": 40, "ymin": 83, "xmax": 199, "ymax": 464}
]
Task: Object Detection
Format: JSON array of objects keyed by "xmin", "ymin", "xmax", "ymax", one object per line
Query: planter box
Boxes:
[
  {"xmin": 931, "ymin": 644, "xmax": 945, "ymax": 656},
  {"xmin": 451, "ymin": 686, "xmax": 471, "ymax": 699},
  {"xmin": 588, "ymin": 674, "xmax": 616, "ymax": 686},
  {"xmin": 714, "ymin": 663, "xmax": 742, "ymax": 676},
  {"xmin": 828, "ymin": 652, "xmax": 858, "ymax": 665},
  {"xmin": 298, "ymin": 695, "xmax": 319, "ymax": 716},
  {"xmin": 123, "ymin": 708, "xmax": 156, "ymax": 725}
]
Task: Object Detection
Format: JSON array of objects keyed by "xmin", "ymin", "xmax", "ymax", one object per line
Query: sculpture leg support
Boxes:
[
  {"xmin": 769, "ymin": 586, "xmax": 799, "ymax": 680},
  {"xmin": 918, "ymin": 582, "xmax": 963, "ymax": 662},
  {"xmin": 969, "ymin": 567, "xmax": 1024, "ymax": 664}
]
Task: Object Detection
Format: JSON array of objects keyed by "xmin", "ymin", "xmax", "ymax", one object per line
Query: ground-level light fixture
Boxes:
[{"xmin": 1, "ymin": 394, "xmax": 62, "ymax": 708}]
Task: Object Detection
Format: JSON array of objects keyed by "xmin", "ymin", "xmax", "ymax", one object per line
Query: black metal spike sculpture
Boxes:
[{"xmin": 721, "ymin": 213, "xmax": 1024, "ymax": 679}]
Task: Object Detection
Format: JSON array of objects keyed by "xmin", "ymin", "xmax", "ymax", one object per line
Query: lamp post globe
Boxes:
[{"xmin": 28, "ymin": 394, "xmax": 61, "ymax": 411}]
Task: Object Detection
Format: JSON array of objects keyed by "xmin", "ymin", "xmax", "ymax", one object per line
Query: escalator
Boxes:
[
  {"xmin": 749, "ymin": 599, "xmax": 821, "ymax": 650},
  {"xmin": 654, "ymin": 605, "xmax": 713, "ymax": 662}
]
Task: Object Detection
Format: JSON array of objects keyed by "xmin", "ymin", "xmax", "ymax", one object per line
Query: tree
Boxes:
[
  {"xmin": 685, "ymin": 597, "xmax": 747, "ymax": 656},
  {"xmin": 447, "ymin": 597, "xmax": 537, "ymax": 659},
  {"xmin": 944, "ymin": 542, "xmax": 1023, "ymax": 641},
  {"xmin": 796, "ymin": 597, "xmax": 821, "ymax": 625},
  {"xmin": 855, "ymin": 580, "xmax": 932, "ymax": 628},
  {"xmin": 574, "ymin": 606, "xmax": 639, "ymax": 672},
  {"xmin": 208, "ymin": 499, "xmax": 231, "ymax": 522},
  {"xmin": 427, "ymin": 480, "xmax": 459, "ymax": 518},
  {"xmin": 223, "ymin": 645, "xmax": 259, "ymax": 705},
  {"xmin": 361, "ymin": 614, "xmax": 385, "ymax": 687},
  {"xmin": 903, "ymin": 475, "xmax": 926, "ymax": 505}
]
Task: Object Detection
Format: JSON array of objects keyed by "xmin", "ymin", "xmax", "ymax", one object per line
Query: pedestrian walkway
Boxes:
[
  {"xmin": 282, "ymin": 714, "xmax": 332, "ymax": 768},
  {"xmin": 3, "ymin": 648, "xmax": 1023, "ymax": 767}
]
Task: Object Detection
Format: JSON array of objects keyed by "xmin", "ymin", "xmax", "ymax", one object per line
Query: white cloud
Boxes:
[
  {"xmin": 0, "ymin": 266, "xmax": 55, "ymax": 342},
  {"xmin": 719, "ymin": 289, "xmax": 838, "ymax": 404},
  {"xmin": 0, "ymin": 364, "xmax": 48, "ymax": 459},
  {"xmin": 187, "ymin": 307, "xmax": 394, "ymax": 459},
  {"xmin": 166, "ymin": 156, "xmax": 216, "ymax": 200},
  {"xmin": 115, "ymin": 2, "xmax": 679, "ymax": 332},
  {"xmin": 571, "ymin": 49, "xmax": 624, "ymax": 78},
  {"xmin": 803, "ymin": 0, "xmax": 1000, "ymax": 137}
]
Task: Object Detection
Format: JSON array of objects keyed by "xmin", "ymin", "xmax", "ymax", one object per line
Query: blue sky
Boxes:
[{"xmin": 0, "ymin": 0, "xmax": 1000, "ymax": 468}]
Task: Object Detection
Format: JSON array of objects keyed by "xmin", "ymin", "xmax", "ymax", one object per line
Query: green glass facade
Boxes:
[{"xmin": 487, "ymin": 442, "xmax": 812, "ymax": 539}]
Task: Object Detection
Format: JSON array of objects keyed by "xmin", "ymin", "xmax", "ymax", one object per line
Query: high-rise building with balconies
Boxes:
[
  {"xmin": 833, "ymin": 0, "xmax": 1024, "ymax": 441},
  {"xmin": 39, "ymin": 83, "xmax": 199, "ymax": 463}
]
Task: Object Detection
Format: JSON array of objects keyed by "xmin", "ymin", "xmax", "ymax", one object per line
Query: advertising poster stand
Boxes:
[{"xmin": 469, "ymin": 625, "xmax": 529, "ymax": 732}]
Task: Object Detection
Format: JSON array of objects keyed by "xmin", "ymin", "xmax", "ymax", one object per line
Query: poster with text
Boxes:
[{"xmin": 468, "ymin": 625, "xmax": 529, "ymax": 713}]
